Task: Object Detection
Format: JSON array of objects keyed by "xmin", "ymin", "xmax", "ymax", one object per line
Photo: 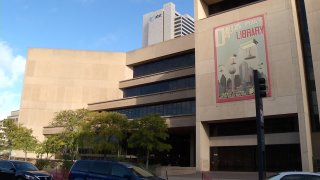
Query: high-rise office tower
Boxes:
[{"xmin": 142, "ymin": 2, "xmax": 194, "ymax": 47}]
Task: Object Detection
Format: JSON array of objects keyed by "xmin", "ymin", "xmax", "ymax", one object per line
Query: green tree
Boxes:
[
  {"xmin": 14, "ymin": 126, "xmax": 38, "ymax": 161},
  {"xmin": 50, "ymin": 109, "xmax": 90, "ymax": 160},
  {"xmin": 0, "ymin": 128, "xmax": 6, "ymax": 151},
  {"xmin": 2, "ymin": 119, "xmax": 38, "ymax": 160},
  {"xmin": 128, "ymin": 114, "xmax": 171, "ymax": 169},
  {"xmin": 79, "ymin": 112, "xmax": 128, "ymax": 159},
  {"xmin": 2, "ymin": 119, "xmax": 19, "ymax": 159},
  {"xmin": 37, "ymin": 135, "xmax": 65, "ymax": 159}
]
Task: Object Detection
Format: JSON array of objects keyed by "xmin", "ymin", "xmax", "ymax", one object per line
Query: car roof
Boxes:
[
  {"xmin": 0, "ymin": 160, "xmax": 31, "ymax": 163},
  {"xmin": 75, "ymin": 160, "xmax": 133, "ymax": 168},
  {"xmin": 278, "ymin": 172, "xmax": 320, "ymax": 176}
]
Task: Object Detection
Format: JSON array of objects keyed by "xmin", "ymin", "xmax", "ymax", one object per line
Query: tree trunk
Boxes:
[
  {"xmin": 24, "ymin": 151, "xmax": 27, "ymax": 161},
  {"xmin": 75, "ymin": 145, "xmax": 79, "ymax": 160},
  {"xmin": 117, "ymin": 144, "xmax": 120, "ymax": 158},
  {"xmin": 146, "ymin": 149, "xmax": 149, "ymax": 169}
]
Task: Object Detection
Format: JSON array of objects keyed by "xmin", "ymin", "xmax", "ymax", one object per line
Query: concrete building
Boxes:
[
  {"xmin": 6, "ymin": 110, "xmax": 19, "ymax": 122},
  {"xmin": 19, "ymin": 49, "xmax": 130, "ymax": 140},
  {"xmin": 142, "ymin": 2, "xmax": 195, "ymax": 47},
  {"xmin": 194, "ymin": 0, "xmax": 320, "ymax": 172},
  {"xmin": 0, "ymin": 110, "xmax": 19, "ymax": 139},
  {"xmin": 19, "ymin": 0, "xmax": 320, "ymax": 173}
]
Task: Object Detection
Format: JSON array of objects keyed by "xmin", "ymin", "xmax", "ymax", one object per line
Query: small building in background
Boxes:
[{"xmin": 142, "ymin": 2, "xmax": 194, "ymax": 47}]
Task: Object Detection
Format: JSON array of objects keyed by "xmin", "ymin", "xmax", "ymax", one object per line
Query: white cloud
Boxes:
[
  {"xmin": 0, "ymin": 41, "xmax": 25, "ymax": 120},
  {"xmin": 0, "ymin": 41, "xmax": 26, "ymax": 89},
  {"xmin": 0, "ymin": 91, "xmax": 20, "ymax": 120}
]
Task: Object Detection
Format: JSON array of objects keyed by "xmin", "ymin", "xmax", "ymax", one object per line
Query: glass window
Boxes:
[
  {"xmin": 281, "ymin": 175, "xmax": 320, "ymax": 180},
  {"xmin": 210, "ymin": 144, "xmax": 302, "ymax": 172},
  {"xmin": 111, "ymin": 164, "xmax": 130, "ymax": 178},
  {"xmin": 90, "ymin": 161, "xmax": 111, "ymax": 176},
  {"xmin": 133, "ymin": 53, "xmax": 195, "ymax": 77},
  {"xmin": 209, "ymin": 115, "xmax": 299, "ymax": 137},
  {"xmin": 72, "ymin": 161, "xmax": 89, "ymax": 172},
  {"xmin": 208, "ymin": 0, "xmax": 264, "ymax": 15},
  {"xmin": 0, "ymin": 161, "xmax": 14, "ymax": 171},
  {"xmin": 123, "ymin": 76, "xmax": 195, "ymax": 97},
  {"xmin": 111, "ymin": 100, "xmax": 195, "ymax": 119},
  {"xmin": 130, "ymin": 166, "xmax": 153, "ymax": 178},
  {"xmin": 12, "ymin": 161, "xmax": 38, "ymax": 171}
]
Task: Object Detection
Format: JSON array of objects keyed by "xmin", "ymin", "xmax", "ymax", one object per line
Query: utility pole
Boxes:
[{"xmin": 254, "ymin": 70, "xmax": 267, "ymax": 180}]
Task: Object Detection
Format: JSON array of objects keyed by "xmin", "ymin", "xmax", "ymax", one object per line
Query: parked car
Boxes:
[
  {"xmin": 0, "ymin": 160, "xmax": 53, "ymax": 180},
  {"xmin": 68, "ymin": 160, "xmax": 164, "ymax": 180},
  {"xmin": 268, "ymin": 172, "xmax": 320, "ymax": 180}
]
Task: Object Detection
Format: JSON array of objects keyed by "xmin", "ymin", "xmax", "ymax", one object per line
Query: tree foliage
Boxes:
[
  {"xmin": 37, "ymin": 135, "xmax": 65, "ymax": 159},
  {"xmin": 2, "ymin": 118, "xmax": 38, "ymax": 160},
  {"xmin": 128, "ymin": 114, "xmax": 171, "ymax": 168},
  {"xmin": 79, "ymin": 112, "xmax": 128, "ymax": 158},
  {"xmin": 51, "ymin": 109, "xmax": 89, "ymax": 131},
  {"xmin": 13, "ymin": 127, "xmax": 38, "ymax": 160},
  {"xmin": 2, "ymin": 119, "xmax": 18, "ymax": 149},
  {"xmin": 1, "ymin": 119, "xmax": 19, "ymax": 158},
  {"xmin": 47, "ymin": 109, "xmax": 171, "ymax": 168},
  {"xmin": 49, "ymin": 109, "xmax": 90, "ymax": 160}
]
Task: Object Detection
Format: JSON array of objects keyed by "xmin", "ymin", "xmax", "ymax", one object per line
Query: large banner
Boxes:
[{"xmin": 214, "ymin": 15, "xmax": 271, "ymax": 103}]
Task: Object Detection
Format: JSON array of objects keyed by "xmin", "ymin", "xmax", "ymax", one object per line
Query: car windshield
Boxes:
[
  {"xmin": 130, "ymin": 166, "xmax": 154, "ymax": 178},
  {"xmin": 267, "ymin": 173, "xmax": 280, "ymax": 178},
  {"xmin": 13, "ymin": 162, "xmax": 39, "ymax": 171}
]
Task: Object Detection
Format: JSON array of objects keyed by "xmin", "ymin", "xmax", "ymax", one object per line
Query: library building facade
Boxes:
[{"xmin": 19, "ymin": 0, "xmax": 320, "ymax": 172}]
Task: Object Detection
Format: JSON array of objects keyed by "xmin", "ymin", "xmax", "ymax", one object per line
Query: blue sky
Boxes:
[{"xmin": 0, "ymin": 0, "xmax": 194, "ymax": 119}]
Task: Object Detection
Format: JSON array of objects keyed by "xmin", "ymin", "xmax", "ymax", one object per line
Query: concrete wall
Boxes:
[
  {"xmin": 305, "ymin": 0, "xmax": 320, "ymax": 164},
  {"xmin": 194, "ymin": 0, "xmax": 315, "ymax": 171},
  {"xmin": 195, "ymin": 0, "xmax": 299, "ymax": 123},
  {"xmin": 127, "ymin": 34, "xmax": 195, "ymax": 66},
  {"xmin": 19, "ymin": 49, "xmax": 129, "ymax": 140},
  {"xmin": 119, "ymin": 67, "xmax": 194, "ymax": 89},
  {"xmin": 88, "ymin": 89, "xmax": 195, "ymax": 110}
]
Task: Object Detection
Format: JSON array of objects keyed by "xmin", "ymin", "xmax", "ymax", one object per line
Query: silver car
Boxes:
[{"xmin": 268, "ymin": 172, "xmax": 320, "ymax": 180}]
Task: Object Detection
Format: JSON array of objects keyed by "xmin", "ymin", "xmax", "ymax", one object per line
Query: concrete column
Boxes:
[
  {"xmin": 196, "ymin": 121, "xmax": 210, "ymax": 171},
  {"xmin": 194, "ymin": 0, "xmax": 209, "ymax": 21},
  {"xmin": 291, "ymin": 0, "xmax": 314, "ymax": 172},
  {"xmin": 163, "ymin": 2, "xmax": 175, "ymax": 41},
  {"xmin": 304, "ymin": 0, "xmax": 320, "ymax": 170}
]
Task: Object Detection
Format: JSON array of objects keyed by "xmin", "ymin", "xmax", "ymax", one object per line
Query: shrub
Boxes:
[{"xmin": 35, "ymin": 159, "xmax": 51, "ymax": 170}]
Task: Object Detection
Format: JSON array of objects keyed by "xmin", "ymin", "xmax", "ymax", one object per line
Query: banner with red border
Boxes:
[{"xmin": 214, "ymin": 15, "xmax": 271, "ymax": 103}]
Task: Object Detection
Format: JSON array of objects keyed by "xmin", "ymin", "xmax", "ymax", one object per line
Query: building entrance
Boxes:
[{"xmin": 153, "ymin": 127, "xmax": 195, "ymax": 167}]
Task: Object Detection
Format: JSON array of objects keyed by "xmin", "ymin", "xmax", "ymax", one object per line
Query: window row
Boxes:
[
  {"xmin": 113, "ymin": 100, "xmax": 195, "ymax": 119},
  {"xmin": 132, "ymin": 52, "xmax": 195, "ymax": 78},
  {"xmin": 209, "ymin": 115, "xmax": 299, "ymax": 137},
  {"xmin": 208, "ymin": 0, "xmax": 263, "ymax": 15},
  {"xmin": 123, "ymin": 76, "xmax": 195, "ymax": 97}
]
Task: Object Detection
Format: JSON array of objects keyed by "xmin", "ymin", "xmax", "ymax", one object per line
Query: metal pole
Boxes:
[{"xmin": 254, "ymin": 70, "xmax": 266, "ymax": 180}]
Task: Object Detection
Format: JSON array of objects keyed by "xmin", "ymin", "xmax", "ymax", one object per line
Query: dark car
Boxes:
[
  {"xmin": 68, "ymin": 160, "xmax": 164, "ymax": 180},
  {"xmin": 0, "ymin": 160, "xmax": 53, "ymax": 180}
]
